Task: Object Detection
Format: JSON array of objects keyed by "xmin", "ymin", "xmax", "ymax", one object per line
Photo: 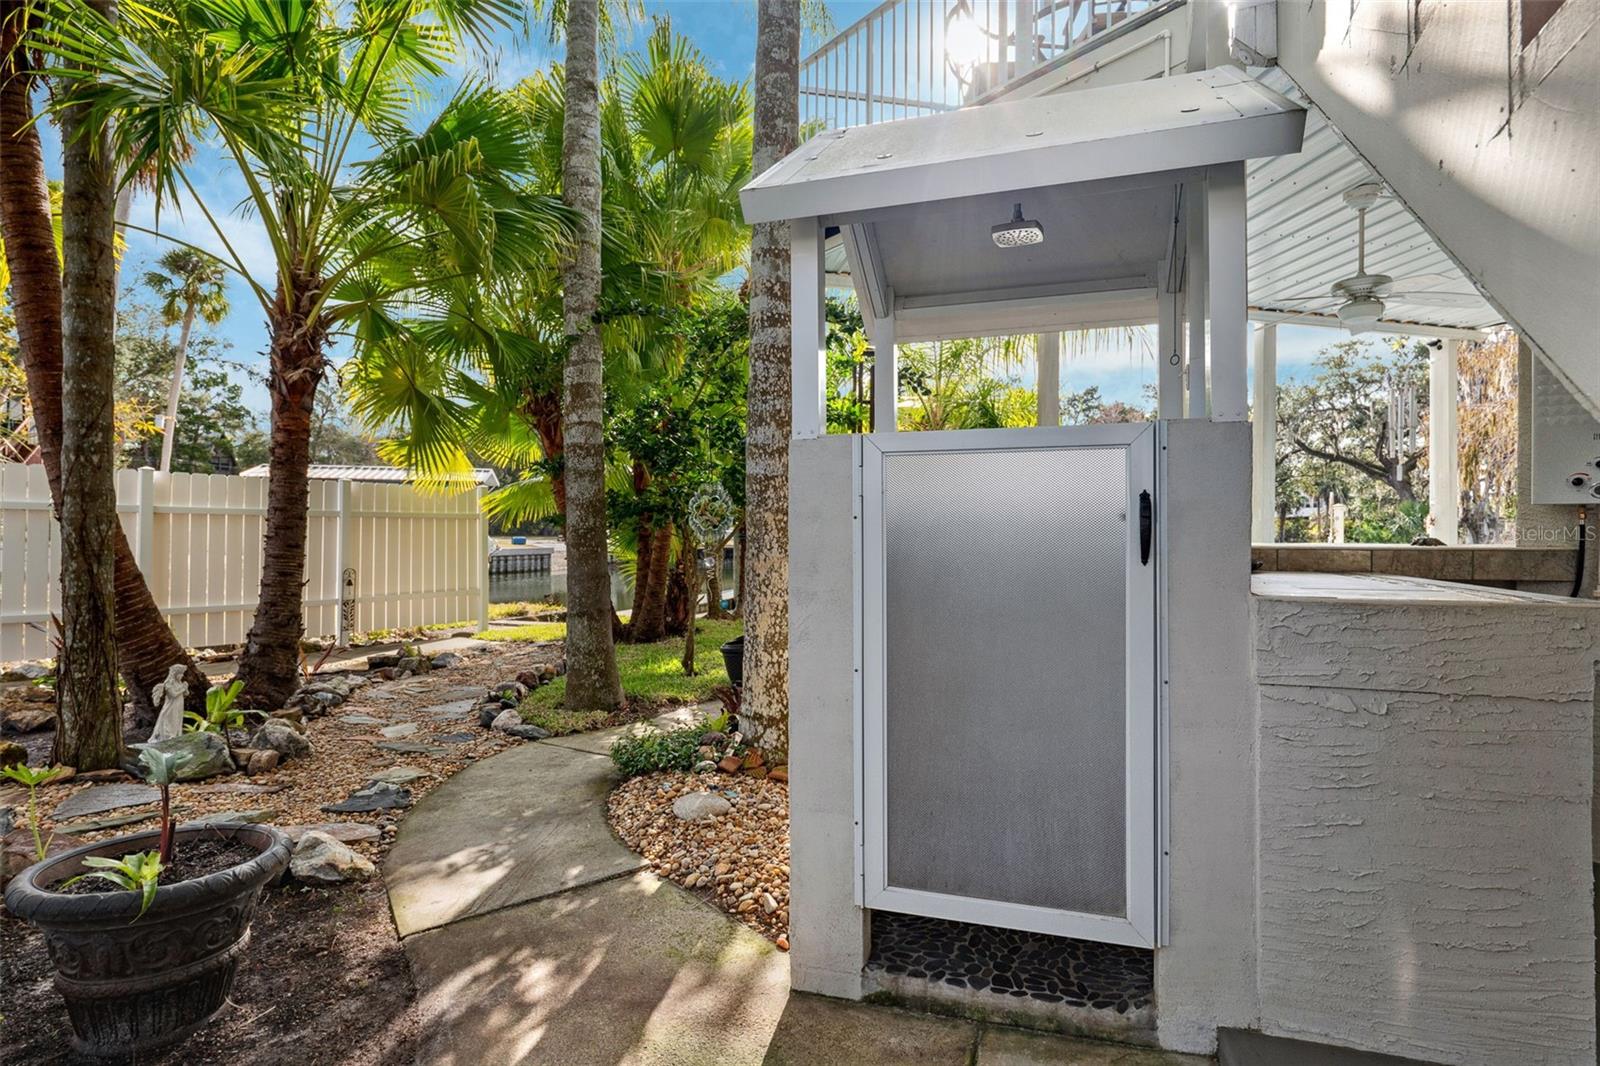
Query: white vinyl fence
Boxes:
[{"xmin": 0, "ymin": 463, "xmax": 489, "ymax": 662}]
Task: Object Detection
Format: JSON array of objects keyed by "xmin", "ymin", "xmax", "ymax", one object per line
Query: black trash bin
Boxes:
[{"xmin": 720, "ymin": 634, "xmax": 744, "ymax": 688}]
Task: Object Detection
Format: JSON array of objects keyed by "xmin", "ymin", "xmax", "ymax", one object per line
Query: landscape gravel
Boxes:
[{"xmin": 607, "ymin": 771, "xmax": 791, "ymax": 944}]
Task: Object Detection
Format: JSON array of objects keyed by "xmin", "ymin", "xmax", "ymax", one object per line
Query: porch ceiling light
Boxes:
[
  {"xmin": 1337, "ymin": 295, "xmax": 1385, "ymax": 334},
  {"xmin": 992, "ymin": 203, "xmax": 1044, "ymax": 249}
]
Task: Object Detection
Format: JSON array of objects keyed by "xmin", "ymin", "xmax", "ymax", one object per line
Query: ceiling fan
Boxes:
[{"xmin": 1265, "ymin": 183, "xmax": 1484, "ymax": 333}]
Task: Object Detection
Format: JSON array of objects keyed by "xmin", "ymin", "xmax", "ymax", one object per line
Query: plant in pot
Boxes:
[{"xmin": 3, "ymin": 748, "xmax": 291, "ymax": 1057}]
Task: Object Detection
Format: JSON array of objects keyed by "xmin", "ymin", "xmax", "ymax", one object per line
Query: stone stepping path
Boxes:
[{"xmin": 51, "ymin": 784, "xmax": 158, "ymax": 820}]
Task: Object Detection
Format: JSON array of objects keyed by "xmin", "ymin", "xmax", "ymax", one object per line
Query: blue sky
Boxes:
[{"xmin": 43, "ymin": 1, "xmax": 1389, "ymax": 420}]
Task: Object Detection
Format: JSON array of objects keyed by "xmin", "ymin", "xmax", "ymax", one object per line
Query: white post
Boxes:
[
  {"xmin": 1185, "ymin": 180, "xmax": 1208, "ymax": 418},
  {"xmin": 1251, "ymin": 324, "xmax": 1278, "ymax": 541},
  {"xmin": 870, "ymin": 309, "xmax": 898, "ymax": 433},
  {"xmin": 791, "ymin": 215, "xmax": 827, "ymax": 439},
  {"xmin": 1014, "ymin": 0, "xmax": 1036, "ymax": 74},
  {"xmin": 1036, "ymin": 332, "xmax": 1060, "ymax": 427},
  {"xmin": 474, "ymin": 485, "xmax": 490, "ymax": 633},
  {"xmin": 134, "ymin": 465, "xmax": 155, "ymax": 577},
  {"xmin": 1428, "ymin": 338, "xmax": 1460, "ymax": 544},
  {"xmin": 1157, "ymin": 258, "xmax": 1183, "ymax": 418},
  {"xmin": 1206, "ymin": 164, "xmax": 1249, "ymax": 421},
  {"xmin": 333, "ymin": 478, "xmax": 353, "ymax": 647}
]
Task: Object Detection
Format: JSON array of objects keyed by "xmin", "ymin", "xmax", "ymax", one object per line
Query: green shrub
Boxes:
[{"xmin": 609, "ymin": 724, "xmax": 705, "ymax": 778}]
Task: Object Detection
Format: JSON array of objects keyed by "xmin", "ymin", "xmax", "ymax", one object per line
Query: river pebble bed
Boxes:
[{"xmin": 607, "ymin": 770, "xmax": 791, "ymax": 947}]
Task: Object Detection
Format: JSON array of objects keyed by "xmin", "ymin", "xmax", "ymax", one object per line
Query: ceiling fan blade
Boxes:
[
  {"xmin": 1257, "ymin": 295, "xmax": 1338, "ymax": 304},
  {"xmin": 1388, "ymin": 273, "xmax": 1461, "ymax": 290},
  {"xmin": 1388, "ymin": 291, "xmax": 1485, "ymax": 308}
]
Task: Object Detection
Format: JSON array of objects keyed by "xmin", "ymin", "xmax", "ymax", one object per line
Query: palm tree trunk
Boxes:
[
  {"xmin": 158, "ymin": 302, "xmax": 196, "ymax": 472},
  {"xmin": 526, "ymin": 394, "xmax": 567, "ymax": 517},
  {"xmin": 630, "ymin": 521, "xmax": 672, "ymax": 642},
  {"xmin": 0, "ymin": 19, "xmax": 207, "ymax": 731},
  {"xmin": 235, "ymin": 277, "xmax": 324, "ymax": 709},
  {"xmin": 559, "ymin": 0, "xmax": 623, "ymax": 713},
  {"xmin": 55, "ymin": 0, "xmax": 123, "ymax": 771},
  {"xmin": 742, "ymin": 0, "xmax": 800, "ymax": 757}
]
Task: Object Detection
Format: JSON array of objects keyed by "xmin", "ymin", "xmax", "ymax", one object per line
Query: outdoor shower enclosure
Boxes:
[{"xmin": 740, "ymin": 67, "xmax": 1307, "ymax": 1043}]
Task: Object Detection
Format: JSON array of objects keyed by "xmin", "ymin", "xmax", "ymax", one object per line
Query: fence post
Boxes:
[
  {"xmin": 334, "ymin": 479, "xmax": 353, "ymax": 647},
  {"xmin": 135, "ymin": 466, "xmax": 155, "ymax": 577},
  {"xmin": 474, "ymin": 485, "xmax": 490, "ymax": 634}
]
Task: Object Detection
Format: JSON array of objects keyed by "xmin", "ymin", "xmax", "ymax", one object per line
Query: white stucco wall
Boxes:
[
  {"xmin": 1276, "ymin": 0, "xmax": 1600, "ymax": 416},
  {"xmin": 1252, "ymin": 577, "xmax": 1598, "ymax": 1065},
  {"xmin": 786, "ymin": 434, "xmax": 869, "ymax": 999}
]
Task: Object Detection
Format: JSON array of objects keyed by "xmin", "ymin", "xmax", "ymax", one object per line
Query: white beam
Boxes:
[
  {"xmin": 1184, "ymin": 179, "xmax": 1207, "ymax": 417},
  {"xmin": 791, "ymin": 216, "xmax": 827, "ymax": 439},
  {"xmin": 1428, "ymin": 339, "xmax": 1460, "ymax": 544},
  {"xmin": 870, "ymin": 308, "xmax": 897, "ymax": 433},
  {"xmin": 1157, "ymin": 257, "xmax": 1183, "ymax": 418},
  {"xmin": 1247, "ymin": 307, "xmax": 1490, "ymax": 342},
  {"xmin": 1036, "ymin": 332, "xmax": 1060, "ymax": 427},
  {"xmin": 1207, "ymin": 163, "xmax": 1248, "ymax": 421},
  {"xmin": 1251, "ymin": 324, "xmax": 1278, "ymax": 542}
]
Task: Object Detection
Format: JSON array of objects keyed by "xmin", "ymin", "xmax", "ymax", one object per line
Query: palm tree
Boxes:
[
  {"xmin": 48, "ymin": 0, "xmax": 565, "ymax": 708},
  {"xmin": 1, "ymin": 2, "xmax": 211, "ymax": 728},
  {"xmin": 743, "ymin": 0, "xmax": 802, "ymax": 755},
  {"xmin": 55, "ymin": 0, "xmax": 123, "ymax": 770},
  {"xmin": 142, "ymin": 249, "xmax": 229, "ymax": 472}
]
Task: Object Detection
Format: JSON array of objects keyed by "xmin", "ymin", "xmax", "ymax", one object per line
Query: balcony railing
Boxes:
[{"xmin": 800, "ymin": 0, "xmax": 1173, "ymax": 130}]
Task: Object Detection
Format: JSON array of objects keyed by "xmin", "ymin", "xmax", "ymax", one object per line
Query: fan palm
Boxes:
[
  {"xmin": 142, "ymin": 248, "xmax": 229, "ymax": 471},
  {"xmin": 45, "ymin": 0, "xmax": 567, "ymax": 707}
]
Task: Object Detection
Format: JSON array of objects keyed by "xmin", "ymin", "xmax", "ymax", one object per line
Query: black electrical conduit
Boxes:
[{"xmin": 1573, "ymin": 506, "xmax": 1588, "ymax": 598}]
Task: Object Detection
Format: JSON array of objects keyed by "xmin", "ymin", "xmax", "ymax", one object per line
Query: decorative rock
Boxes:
[
  {"xmin": 322, "ymin": 781, "xmax": 412, "ymax": 813},
  {"xmin": 1, "ymin": 662, "xmax": 52, "ymax": 681},
  {"xmin": 4, "ymin": 829, "xmax": 81, "ymax": 884},
  {"xmin": 692, "ymin": 760, "xmax": 717, "ymax": 774},
  {"xmin": 279, "ymin": 822, "xmax": 381, "ymax": 844},
  {"xmin": 19, "ymin": 685, "xmax": 54, "ymax": 703},
  {"xmin": 270, "ymin": 707, "xmax": 305, "ymax": 728},
  {"xmin": 767, "ymin": 768, "xmax": 789, "ymax": 785},
  {"xmin": 339, "ymin": 714, "xmax": 385, "ymax": 726},
  {"xmin": 379, "ymin": 722, "xmax": 419, "ymax": 739},
  {"xmin": 51, "ymin": 783, "xmax": 159, "ymax": 820},
  {"xmin": 365, "ymin": 653, "xmax": 402, "ymax": 670},
  {"xmin": 54, "ymin": 810, "xmax": 156, "ymax": 835},
  {"xmin": 671, "ymin": 793, "xmax": 732, "ymax": 822},
  {"xmin": 134, "ymin": 731, "xmax": 236, "ymax": 781},
  {"xmin": 421, "ymin": 699, "xmax": 476, "ymax": 720},
  {"xmin": 742, "ymin": 750, "xmax": 765, "ymax": 770},
  {"xmin": 370, "ymin": 667, "xmax": 399, "ymax": 682},
  {"xmin": 490, "ymin": 680, "xmax": 528, "ymax": 704},
  {"xmin": 182, "ymin": 807, "xmax": 276, "ymax": 827},
  {"xmin": 716, "ymin": 755, "xmax": 742, "ymax": 774},
  {"xmin": 760, "ymin": 892, "xmax": 778, "ymax": 914},
  {"xmin": 430, "ymin": 653, "xmax": 461, "ymax": 669},
  {"xmin": 190, "ymin": 781, "xmax": 289, "ymax": 795},
  {"xmin": 375, "ymin": 742, "xmax": 447, "ymax": 756},
  {"xmin": 435, "ymin": 732, "xmax": 476, "ymax": 744},
  {"xmin": 490, "ymin": 709, "xmax": 524, "ymax": 733},
  {"xmin": 289, "ymin": 830, "xmax": 376, "ymax": 884},
  {"xmin": 502, "ymin": 724, "xmax": 550, "ymax": 741},
  {"xmin": 0, "ymin": 741, "xmax": 26, "ymax": 769},
  {"xmin": 478, "ymin": 703, "xmax": 505, "ymax": 728},
  {"xmin": 698, "ymin": 731, "xmax": 727, "ymax": 747},
  {"xmin": 2, "ymin": 704, "xmax": 53, "ymax": 735},
  {"xmin": 246, "ymin": 749, "xmax": 281, "ymax": 775},
  {"xmin": 776, "ymin": 935, "xmax": 789, "ymax": 952},
  {"xmin": 301, "ymin": 690, "xmax": 344, "ymax": 712},
  {"xmin": 367, "ymin": 766, "xmax": 429, "ymax": 786},
  {"xmin": 251, "ymin": 720, "xmax": 312, "ymax": 760}
]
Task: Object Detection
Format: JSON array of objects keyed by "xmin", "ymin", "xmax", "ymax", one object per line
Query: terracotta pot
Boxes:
[{"xmin": 2, "ymin": 823, "xmax": 290, "ymax": 1057}]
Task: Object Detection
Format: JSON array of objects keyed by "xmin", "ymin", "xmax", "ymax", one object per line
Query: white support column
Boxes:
[
  {"xmin": 1036, "ymin": 332, "xmax": 1060, "ymax": 427},
  {"xmin": 1184, "ymin": 180, "xmax": 1208, "ymax": 418},
  {"xmin": 791, "ymin": 215, "xmax": 827, "ymax": 439},
  {"xmin": 869, "ymin": 309, "xmax": 898, "ymax": 433},
  {"xmin": 334, "ymin": 478, "xmax": 353, "ymax": 647},
  {"xmin": 1157, "ymin": 259, "xmax": 1183, "ymax": 419},
  {"xmin": 1206, "ymin": 164, "xmax": 1248, "ymax": 421},
  {"xmin": 1251, "ymin": 324, "xmax": 1278, "ymax": 542},
  {"xmin": 134, "ymin": 465, "xmax": 156, "ymax": 577},
  {"xmin": 1428, "ymin": 339, "xmax": 1460, "ymax": 544}
]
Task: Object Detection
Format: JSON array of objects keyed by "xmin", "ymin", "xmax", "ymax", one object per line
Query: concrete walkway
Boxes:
[{"xmin": 385, "ymin": 718, "xmax": 1210, "ymax": 1066}]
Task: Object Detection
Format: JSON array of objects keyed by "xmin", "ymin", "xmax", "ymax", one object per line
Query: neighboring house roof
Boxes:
[{"xmin": 239, "ymin": 464, "xmax": 501, "ymax": 489}]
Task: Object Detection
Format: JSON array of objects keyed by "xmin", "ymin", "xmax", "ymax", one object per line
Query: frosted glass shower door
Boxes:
[{"xmin": 861, "ymin": 424, "xmax": 1158, "ymax": 947}]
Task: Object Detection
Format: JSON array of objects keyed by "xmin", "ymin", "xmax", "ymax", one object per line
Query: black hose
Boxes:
[{"xmin": 1573, "ymin": 509, "xmax": 1588, "ymax": 598}]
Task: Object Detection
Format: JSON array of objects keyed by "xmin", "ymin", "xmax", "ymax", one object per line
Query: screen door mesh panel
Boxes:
[{"xmin": 882, "ymin": 446, "xmax": 1128, "ymax": 917}]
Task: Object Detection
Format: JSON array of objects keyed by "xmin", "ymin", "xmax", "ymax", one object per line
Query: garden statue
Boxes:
[{"xmin": 149, "ymin": 664, "xmax": 189, "ymax": 742}]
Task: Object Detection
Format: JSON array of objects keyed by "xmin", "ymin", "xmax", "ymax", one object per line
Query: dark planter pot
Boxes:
[
  {"xmin": 3, "ymin": 823, "xmax": 290, "ymax": 1058},
  {"xmin": 720, "ymin": 634, "xmax": 744, "ymax": 688}
]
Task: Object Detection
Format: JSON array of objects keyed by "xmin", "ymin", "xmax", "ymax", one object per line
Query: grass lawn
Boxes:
[
  {"xmin": 496, "ymin": 617, "xmax": 742, "ymax": 718},
  {"xmin": 481, "ymin": 620, "xmax": 568, "ymax": 642}
]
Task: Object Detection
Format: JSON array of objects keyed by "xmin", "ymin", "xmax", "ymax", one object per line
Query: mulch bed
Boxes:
[{"xmin": 1, "ymin": 880, "xmax": 423, "ymax": 1065}]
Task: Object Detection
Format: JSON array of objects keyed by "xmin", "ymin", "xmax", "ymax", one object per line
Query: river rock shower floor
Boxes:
[{"xmin": 866, "ymin": 911, "xmax": 1153, "ymax": 1014}]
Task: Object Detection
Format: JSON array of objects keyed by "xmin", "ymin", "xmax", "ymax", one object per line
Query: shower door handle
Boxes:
[{"xmin": 1138, "ymin": 490, "xmax": 1153, "ymax": 566}]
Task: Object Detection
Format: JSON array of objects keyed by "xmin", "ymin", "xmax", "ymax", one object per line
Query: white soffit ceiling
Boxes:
[
  {"xmin": 741, "ymin": 67, "xmax": 1305, "ymax": 224},
  {"xmin": 1247, "ymin": 68, "xmax": 1501, "ymax": 334}
]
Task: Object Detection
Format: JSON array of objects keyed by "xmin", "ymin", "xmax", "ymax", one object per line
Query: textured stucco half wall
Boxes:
[
  {"xmin": 1155, "ymin": 419, "xmax": 1260, "ymax": 1054},
  {"xmin": 1252, "ymin": 578, "xmax": 1597, "ymax": 1065},
  {"xmin": 786, "ymin": 433, "xmax": 869, "ymax": 998}
]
